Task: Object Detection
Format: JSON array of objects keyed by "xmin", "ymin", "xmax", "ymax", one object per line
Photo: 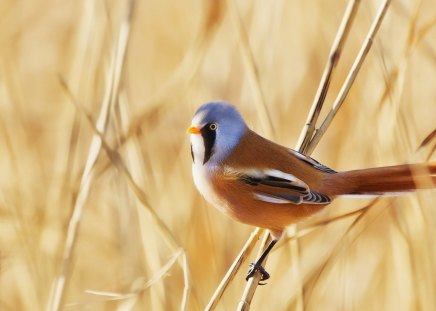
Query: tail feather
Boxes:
[{"xmin": 323, "ymin": 162, "xmax": 436, "ymax": 196}]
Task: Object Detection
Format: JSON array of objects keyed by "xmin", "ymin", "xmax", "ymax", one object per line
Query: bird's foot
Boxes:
[{"xmin": 246, "ymin": 262, "xmax": 270, "ymax": 285}]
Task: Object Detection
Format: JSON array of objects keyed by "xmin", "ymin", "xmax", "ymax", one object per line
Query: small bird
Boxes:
[{"xmin": 187, "ymin": 101, "xmax": 436, "ymax": 282}]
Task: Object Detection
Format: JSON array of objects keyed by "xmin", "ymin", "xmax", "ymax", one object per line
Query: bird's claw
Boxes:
[{"xmin": 246, "ymin": 262, "xmax": 270, "ymax": 284}]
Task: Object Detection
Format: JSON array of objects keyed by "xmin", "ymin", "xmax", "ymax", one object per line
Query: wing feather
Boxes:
[
  {"xmin": 224, "ymin": 166, "xmax": 331, "ymax": 205},
  {"xmin": 289, "ymin": 149, "xmax": 337, "ymax": 174}
]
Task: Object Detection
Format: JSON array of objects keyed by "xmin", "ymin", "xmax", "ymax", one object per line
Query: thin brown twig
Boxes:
[
  {"xmin": 205, "ymin": 228, "xmax": 263, "ymax": 311},
  {"xmin": 225, "ymin": 0, "xmax": 278, "ymax": 308},
  {"xmin": 233, "ymin": 0, "xmax": 392, "ymax": 308},
  {"xmin": 307, "ymin": 0, "xmax": 391, "ymax": 156},
  {"xmin": 236, "ymin": 1, "xmax": 365, "ymax": 308},
  {"xmin": 237, "ymin": 231, "xmax": 272, "ymax": 311},
  {"xmin": 295, "ymin": 2, "xmax": 390, "ymax": 305},
  {"xmin": 290, "ymin": 2, "xmax": 361, "ymax": 308},
  {"xmin": 296, "ymin": 0, "xmax": 361, "ymax": 153}
]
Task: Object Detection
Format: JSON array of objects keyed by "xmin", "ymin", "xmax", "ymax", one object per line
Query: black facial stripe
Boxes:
[
  {"xmin": 190, "ymin": 144, "xmax": 194, "ymax": 163},
  {"xmin": 201, "ymin": 124, "xmax": 216, "ymax": 164}
]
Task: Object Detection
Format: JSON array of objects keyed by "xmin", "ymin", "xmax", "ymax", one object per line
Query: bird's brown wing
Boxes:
[
  {"xmin": 223, "ymin": 129, "xmax": 336, "ymax": 193},
  {"xmin": 224, "ymin": 167, "xmax": 331, "ymax": 205}
]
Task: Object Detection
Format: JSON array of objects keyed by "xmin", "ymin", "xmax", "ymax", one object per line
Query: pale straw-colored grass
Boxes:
[{"xmin": 0, "ymin": 1, "xmax": 435, "ymax": 310}]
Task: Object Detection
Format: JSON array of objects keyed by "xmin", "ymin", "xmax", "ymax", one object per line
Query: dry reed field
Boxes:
[{"xmin": 1, "ymin": 0, "xmax": 436, "ymax": 310}]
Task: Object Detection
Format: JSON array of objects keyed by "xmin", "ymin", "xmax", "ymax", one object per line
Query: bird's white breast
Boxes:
[{"xmin": 192, "ymin": 163, "xmax": 228, "ymax": 214}]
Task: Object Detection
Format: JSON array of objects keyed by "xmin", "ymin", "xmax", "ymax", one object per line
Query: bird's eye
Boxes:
[{"xmin": 209, "ymin": 123, "xmax": 217, "ymax": 131}]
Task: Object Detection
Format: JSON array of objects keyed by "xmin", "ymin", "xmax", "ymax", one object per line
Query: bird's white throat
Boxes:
[
  {"xmin": 191, "ymin": 134, "xmax": 206, "ymax": 164},
  {"xmin": 191, "ymin": 134, "xmax": 228, "ymax": 213}
]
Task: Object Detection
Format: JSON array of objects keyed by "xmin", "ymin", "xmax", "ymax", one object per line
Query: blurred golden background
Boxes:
[{"xmin": 0, "ymin": 0, "xmax": 435, "ymax": 310}]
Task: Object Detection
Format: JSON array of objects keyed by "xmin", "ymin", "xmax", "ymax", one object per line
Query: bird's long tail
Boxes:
[{"xmin": 323, "ymin": 162, "xmax": 436, "ymax": 196}]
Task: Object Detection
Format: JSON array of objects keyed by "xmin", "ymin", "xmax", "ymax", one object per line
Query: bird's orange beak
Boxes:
[{"xmin": 187, "ymin": 126, "xmax": 201, "ymax": 134}]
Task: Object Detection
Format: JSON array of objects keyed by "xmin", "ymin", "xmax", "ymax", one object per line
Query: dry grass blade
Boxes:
[
  {"xmin": 236, "ymin": 232, "xmax": 271, "ymax": 309},
  {"xmin": 222, "ymin": 0, "xmax": 278, "ymax": 308},
  {"xmin": 61, "ymin": 82, "xmax": 191, "ymax": 310},
  {"xmin": 205, "ymin": 228, "xmax": 263, "ymax": 311},
  {"xmin": 180, "ymin": 252, "xmax": 190, "ymax": 311},
  {"xmin": 286, "ymin": 224, "xmax": 303, "ymax": 311},
  {"xmin": 234, "ymin": 0, "xmax": 392, "ymax": 308},
  {"xmin": 237, "ymin": 231, "xmax": 272, "ymax": 311},
  {"xmin": 288, "ymin": 2, "xmax": 362, "ymax": 308},
  {"xmin": 226, "ymin": 0, "xmax": 274, "ymax": 138},
  {"xmin": 417, "ymin": 129, "xmax": 436, "ymax": 150},
  {"xmin": 48, "ymin": 83, "xmax": 105, "ymax": 308},
  {"xmin": 371, "ymin": 1, "xmax": 424, "ymax": 156},
  {"xmin": 375, "ymin": 3, "xmax": 433, "ymax": 116},
  {"xmin": 106, "ymin": 119, "xmax": 191, "ymax": 309},
  {"xmin": 82, "ymin": 2, "xmax": 225, "ymax": 183},
  {"xmin": 276, "ymin": 202, "xmax": 372, "ymax": 251},
  {"xmin": 306, "ymin": 0, "xmax": 391, "ymax": 155},
  {"xmin": 296, "ymin": 0, "xmax": 361, "ymax": 153},
  {"xmin": 89, "ymin": 118, "xmax": 192, "ymax": 310},
  {"xmin": 417, "ymin": 129, "xmax": 436, "ymax": 160},
  {"xmin": 235, "ymin": 0, "xmax": 364, "ymax": 307},
  {"xmin": 2, "ymin": 1, "xmax": 434, "ymax": 310},
  {"xmin": 303, "ymin": 200, "xmax": 386, "ymax": 307},
  {"xmin": 122, "ymin": 1, "xmax": 224, "ymax": 143},
  {"xmin": 85, "ymin": 249, "xmax": 183, "ymax": 301},
  {"xmin": 46, "ymin": 2, "xmax": 136, "ymax": 310}
]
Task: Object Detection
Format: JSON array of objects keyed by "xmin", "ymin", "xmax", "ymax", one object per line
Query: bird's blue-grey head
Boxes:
[{"xmin": 188, "ymin": 101, "xmax": 247, "ymax": 165}]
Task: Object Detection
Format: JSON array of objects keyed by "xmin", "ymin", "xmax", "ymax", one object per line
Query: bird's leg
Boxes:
[{"xmin": 246, "ymin": 239, "xmax": 278, "ymax": 284}]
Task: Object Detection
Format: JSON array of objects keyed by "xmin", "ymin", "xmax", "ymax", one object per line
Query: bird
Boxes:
[{"xmin": 187, "ymin": 101, "xmax": 436, "ymax": 283}]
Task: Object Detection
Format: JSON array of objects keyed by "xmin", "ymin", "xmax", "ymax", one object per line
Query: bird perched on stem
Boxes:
[{"xmin": 187, "ymin": 101, "xmax": 436, "ymax": 283}]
